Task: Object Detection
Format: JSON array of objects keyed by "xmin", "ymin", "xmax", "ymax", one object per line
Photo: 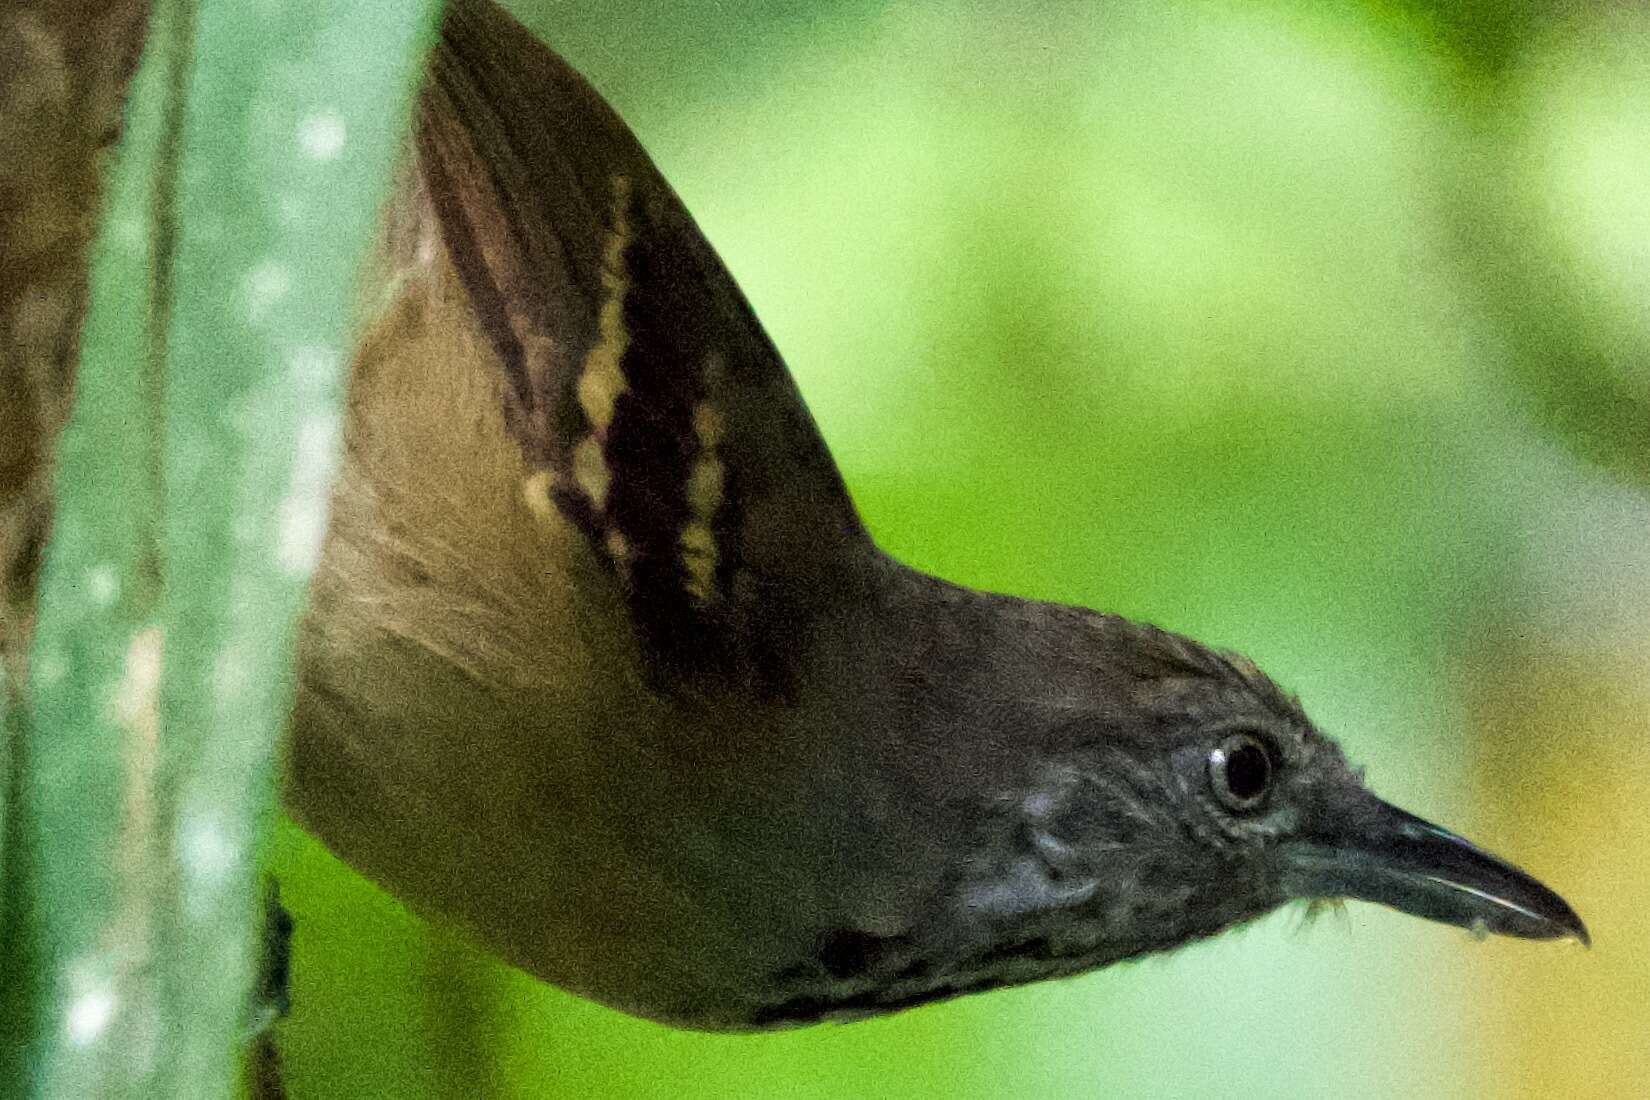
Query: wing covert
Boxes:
[{"xmin": 417, "ymin": 0, "xmax": 871, "ymax": 695}]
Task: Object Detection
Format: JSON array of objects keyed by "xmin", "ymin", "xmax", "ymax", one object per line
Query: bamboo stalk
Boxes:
[{"xmin": 1, "ymin": 2, "xmax": 443, "ymax": 1095}]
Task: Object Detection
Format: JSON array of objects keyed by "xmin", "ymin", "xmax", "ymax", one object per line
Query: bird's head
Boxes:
[
  {"xmin": 946, "ymin": 616, "xmax": 1587, "ymax": 994},
  {"xmin": 754, "ymin": 611, "xmax": 1587, "ymax": 1025}
]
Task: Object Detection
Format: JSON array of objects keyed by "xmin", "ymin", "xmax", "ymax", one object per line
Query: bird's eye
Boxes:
[{"xmin": 1208, "ymin": 733, "xmax": 1274, "ymax": 812}]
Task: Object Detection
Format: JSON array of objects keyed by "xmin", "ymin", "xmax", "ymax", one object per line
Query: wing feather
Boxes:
[{"xmin": 417, "ymin": 0, "xmax": 872, "ymax": 694}]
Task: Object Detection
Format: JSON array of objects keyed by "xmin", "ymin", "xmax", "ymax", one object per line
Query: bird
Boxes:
[{"xmin": 282, "ymin": 0, "xmax": 1587, "ymax": 1031}]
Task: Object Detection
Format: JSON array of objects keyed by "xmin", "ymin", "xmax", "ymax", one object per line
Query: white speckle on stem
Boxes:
[
  {"xmin": 243, "ymin": 260, "xmax": 291, "ymax": 322},
  {"xmin": 212, "ymin": 648, "xmax": 250, "ymax": 698},
  {"xmin": 65, "ymin": 988, "xmax": 117, "ymax": 1046},
  {"xmin": 276, "ymin": 194, "xmax": 306, "ymax": 225},
  {"xmin": 114, "ymin": 629, "xmax": 162, "ymax": 726},
  {"xmin": 86, "ymin": 565, "xmax": 119, "ymax": 607},
  {"xmin": 34, "ymin": 653, "xmax": 65, "ymax": 687},
  {"xmin": 108, "ymin": 215, "xmax": 146, "ymax": 253},
  {"xmin": 287, "ymin": 344, "xmax": 339, "ymax": 393},
  {"xmin": 297, "ymin": 111, "xmax": 347, "ymax": 161},
  {"xmin": 177, "ymin": 808, "xmax": 241, "ymax": 902},
  {"xmin": 277, "ymin": 414, "xmax": 340, "ymax": 577}
]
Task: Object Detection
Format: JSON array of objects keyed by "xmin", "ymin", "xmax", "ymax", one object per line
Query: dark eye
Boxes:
[{"xmin": 1208, "ymin": 733, "xmax": 1273, "ymax": 812}]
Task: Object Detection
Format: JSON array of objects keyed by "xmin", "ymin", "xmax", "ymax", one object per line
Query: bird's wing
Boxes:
[{"xmin": 418, "ymin": 0, "xmax": 872, "ymax": 696}]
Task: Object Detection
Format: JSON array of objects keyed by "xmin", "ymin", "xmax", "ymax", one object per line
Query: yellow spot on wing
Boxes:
[
  {"xmin": 692, "ymin": 403, "xmax": 724, "ymax": 447},
  {"xmin": 681, "ymin": 524, "xmax": 717, "ymax": 602},
  {"xmin": 679, "ymin": 525, "xmax": 715, "ymax": 556},
  {"xmin": 684, "ymin": 455, "xmax": 723, "ymax": 518},
  {"xmin": 571, "ymin": 435, "xmax": 611, "ymax": 511},
  {"xmin": 542, "ymin": 177, "xmax": 626, "ymax": 563},
  {"xmin": 575, "ymin": 175, "xmax": 633, "ymax": 432},
  {"xmin": 680, "ymin": 379, "xmax": 727, "ymax": 603},
  {"xmin": 521, "ymin": 470, "xmax": 557, "ymax": 524}
]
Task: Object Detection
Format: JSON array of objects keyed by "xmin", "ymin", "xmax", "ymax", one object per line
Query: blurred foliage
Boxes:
[{"xmin": 251, "ymin": 0, "xmax": 1645, "ymax": 1097}]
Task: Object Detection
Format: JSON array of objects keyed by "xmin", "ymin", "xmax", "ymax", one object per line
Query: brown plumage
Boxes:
[{"xmin": 284, "ymin": 0, "xmax": 1584, "ymax": 1030}]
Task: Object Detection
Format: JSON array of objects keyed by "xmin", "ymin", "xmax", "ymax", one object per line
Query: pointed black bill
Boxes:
[{"xmin": 1280, "ymin": 793, "xmax": 1589, "ymax": 944}]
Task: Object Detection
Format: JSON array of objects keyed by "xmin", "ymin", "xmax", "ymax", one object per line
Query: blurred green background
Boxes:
[{"xmin": 272, "ymin": 1, "xmax": 1649, "ymax": 1096}]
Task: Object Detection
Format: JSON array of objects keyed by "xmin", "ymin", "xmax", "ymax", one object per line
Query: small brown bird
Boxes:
[{"xmin": 284, "ymin": 0, "xmax": 1585, "ymax": 1030}]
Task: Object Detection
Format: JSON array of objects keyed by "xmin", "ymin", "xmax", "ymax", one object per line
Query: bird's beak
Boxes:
[{"xmin": 1280, "ymin": 792, "xmax": 1589, "ymax": 944}]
